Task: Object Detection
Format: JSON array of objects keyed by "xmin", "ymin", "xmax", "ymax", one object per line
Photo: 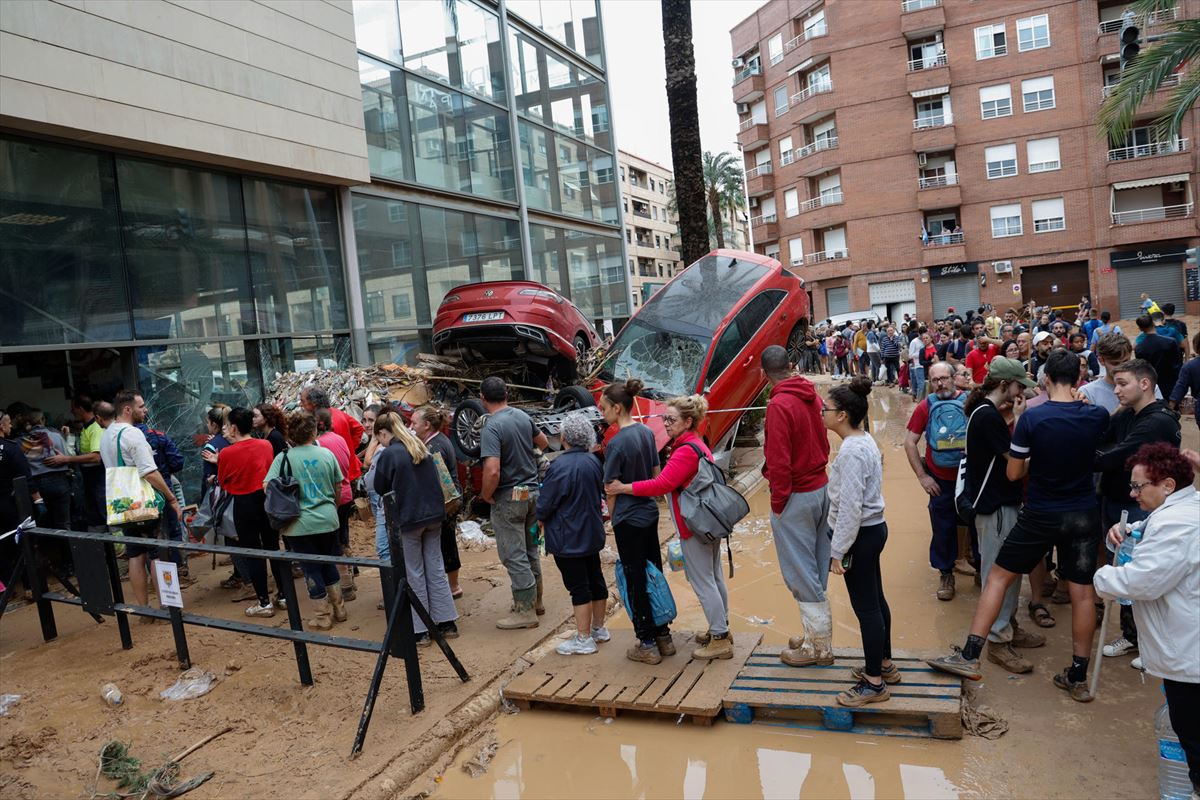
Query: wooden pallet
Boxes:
[
  {"xmin": 503, "ymin": 632, "xmax": 761, "ymax": 726},
  {"xmin": 722, "ymin": 646, "xmax": 963, "ymax": 739}
]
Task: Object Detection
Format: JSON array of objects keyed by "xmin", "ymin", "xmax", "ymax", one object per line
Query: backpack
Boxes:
[
  {"xmin": 678, "ymin": 442, "xmax": 750, "ymax": 577},
  {"xmin": 954, "ymin": 405, "xmax": 996, "ymax": 524},
  {"xmin": 924, "ymin": 395, "xmax": 967, "ymax": 469},
  {"xmin": 265, "ymin": 452, "xmax": 302, "ymax": 530}
]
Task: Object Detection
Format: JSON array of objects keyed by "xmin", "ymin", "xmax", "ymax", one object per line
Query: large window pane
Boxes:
[
  {"xmin": 366, "ymin": 329, "xmax": 433, "ymax": 367},
  {"xmin": 243, "ymin": 179, "xmax": 347, "ymax": 334},
  {"xmin": 352, "ymin": 0, "xmax": 401, "ymax": 63},
  {"xmin": 117, "ymin": 159, "xmax": 252, "ymax": 340},
  {"xmin": 399, "ymin": 0, "xmax": 505, "ymax": 102},
  {"xmin": 507, "ymin": 0, "xmax": 604, "ymax": 67},
  {"xmin": 361, "ymin": 57, "xmax": 412, "ymax": 183},
  {"xmin": 510, "ymin": 29, "xmax": 610, "ymax": 151},
  {"xmin": 519, "ymin": 122, "xmax": 617, "ymax": 224},
  {"xmin": 0, "ymin": 138, "xmax": 130, "ymax": 346},
  {"xmin": 354, "ymin": 196, "xmax": 427, "ymax": 328},
  {"xmin": 530, "ymin": 223, "xmax": 627, "ymax": 322}
]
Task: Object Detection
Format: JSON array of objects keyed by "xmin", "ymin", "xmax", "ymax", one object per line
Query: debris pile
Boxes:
[{"xmin": 267, "ymin": 363, "xmax": 434, "ymax": 417}]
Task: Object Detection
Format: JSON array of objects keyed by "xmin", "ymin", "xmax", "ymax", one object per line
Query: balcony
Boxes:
[
  {"xmin": 1098, "ymin": 6, "xmax": 1176, "ymax": 35},
  {"xmin": 913, "ymin": 113, "xmax": 951, "ymax": 130},
  {"xmin": 912, "ymin": 113, "xmax": 955, "ymax": 151},
  {"xmin": 906, "ymin": 54, "xmax": 949, "ymax": 94},
  {"xmin": 921, "ymin": 233, "xmax": 965, "ymax": 267},
  {"xmin": 793, "ymin": 136, "xmax": 840, "ymax": 176},
  {"xmin": 907, "ymin": 53, "xmax": 947, "ymax": 72},
  {"xmin": 737, "ymin": 117, "xmax": 770, "ymax": 149},
  {"xmin": 797, "ymin": 191, "xmax": 843, "ymax": 214},
  {"xmin": 1101, "ymin": 73, "xmax": 1180, "ymax": 104},
  {"xmin": 1111, "ymin": 203, "xmax": 1193, "ymax": 225},
  {"xmin": 733, "ymin": 66, "xmax": 764, "ymax": 103},
  {"xmin": 1108, "ymin": 138, "xmax": 1188, "ymax": 162},
  {"xmin": 809, "ymin": 248, "xmax": 848, "ymax": 264},
  {"xmin": 901, "ymin": 0, "xmax": 944, "ymax": 37},
  {"xmin": 789, "ymin": 81, "xmax": 837, "ymax": 124},
  {"xmin": 750, "ymin": 212, "xmax": 779, "ymax": 241},
  {"xmin": 916, "ymin": 174, "xmax": 960, "ymax": 210},
  {"xmin": 783, "ymin": 22, "xmax": 830, "ymax": 68},
  {"xmin": 632, "ymin": 209, "xmax": 652, "ymax": 219},
  {"xmin": 745, "ymin": 163, "xmax": 775, "ymax": 197}
]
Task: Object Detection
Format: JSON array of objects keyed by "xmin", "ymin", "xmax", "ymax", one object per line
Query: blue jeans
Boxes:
[
  {"xmin": 910, "ymin": 364, "xmax": 926, "ymax": 399},
  {"xmin": 369, "ymin": 489, "xmax": 389, "ymax": 562}
]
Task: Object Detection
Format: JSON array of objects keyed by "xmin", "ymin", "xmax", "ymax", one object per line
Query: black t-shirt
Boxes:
[
  {"xmin": 965, "ymin": 400, "xmax": 1023, "ymax": 514},
  {"xmin": 266, "ymin": 428, "xmax": 288, "ymax": 456},
  {"xmin": 1136, "ymin": 334, "xmax": 1183, "ymax": 400}
]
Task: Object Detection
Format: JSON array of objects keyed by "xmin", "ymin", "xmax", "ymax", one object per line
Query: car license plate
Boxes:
[{"xmin": 463, "ymin": 312, "xmax": 504, "ymax": 322}]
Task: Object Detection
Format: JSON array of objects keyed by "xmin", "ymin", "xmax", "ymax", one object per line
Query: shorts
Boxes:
[
  {"xmin": 994, "ymin": 506, "xmax": 1101, "ymax": 585},
  {"xmin": 119, "ymin": 519, "xmax": 162, "ymax": 559}
]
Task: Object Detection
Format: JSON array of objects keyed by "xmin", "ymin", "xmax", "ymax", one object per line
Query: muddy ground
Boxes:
[{"xmin": 0, "ymin": 381, "xmax": 1195, "ymax": 799}]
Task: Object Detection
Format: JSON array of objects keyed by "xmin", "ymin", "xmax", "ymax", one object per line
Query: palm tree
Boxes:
[
  {"xmin": 722, "ymin": 173, "xmax": 747, "ymax": 249},
  {"xmin": 702, "ymin": 151, "xmax": 740, "ymax": 249},
  {"xmin": 661, "ymin": 0, "xmax": 708, "ymax": 266},
  {"xmin": 1098, "ymin": 0, "xmax": 1200, "ymax": 144}
]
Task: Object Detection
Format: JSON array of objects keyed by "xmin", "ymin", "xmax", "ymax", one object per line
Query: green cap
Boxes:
[{"xmin": 987, "ymin": 356, "xmax": 1035, "ymax": 388}]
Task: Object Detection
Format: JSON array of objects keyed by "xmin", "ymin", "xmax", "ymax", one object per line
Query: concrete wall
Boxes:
[{"xmin": 0, "ymin": 0, "xmax": 369, "ymax": 185}]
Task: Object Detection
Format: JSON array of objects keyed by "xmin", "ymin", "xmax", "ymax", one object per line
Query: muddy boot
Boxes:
[
  {"xmin": 496, "ymin": 587, "xmax": 539, "ymax": 630},
  {"xmin": 627, "ymin": 641, "xmax": 663, "ymax": 665},
  {"xmin": 534, "ymin": 578, "xmax": 545, "ymax": 616},
  {"xmin": 986, "ymin": 641, "xmax": 1032, "ymax": 674},
  {"xmin": 936, "ymin": 571, "xmax": 955, "ymax": 601},
  {"xmin": 308, "ymin": 596, "xmax": 333, "ymax": 631},
  {"xmin": 1009, "ymin": 620, "xmax": 1046, "ymax": 649},
  {"xmin": 781, "ymin": 601, "xmax": 834, "ymax": 667},
  {"xmin": 339, "ymin": 567, "xmax": 357, "ymax": 602},
  {"xmin": 694, "ymin": 631, "xmax": 712, "ymax": 646},
  {"xmin": 655, "ymin": 634, "xmax": 676, "ymax": 657},
  {"xmin": 693, "ymin": 631, "xmax": 734, "ymax": 660},
  {"xmin": 327, "ymin": 584, "xmax": 347, "ymax": 623}
]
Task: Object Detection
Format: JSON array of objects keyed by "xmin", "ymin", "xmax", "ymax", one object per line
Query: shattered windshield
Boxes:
[{"xmin": 600, "ymin": 255, "xmax": 769, "ymax": 396}]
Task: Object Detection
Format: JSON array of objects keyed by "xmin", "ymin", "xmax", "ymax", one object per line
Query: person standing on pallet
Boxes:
[
  {"xmin": 478, "ymin": 376, "xmax": 550, "ymax": 630},
  {"xmin": 758, "ymin": 346, "xmax": 833, "ymax": 668}
]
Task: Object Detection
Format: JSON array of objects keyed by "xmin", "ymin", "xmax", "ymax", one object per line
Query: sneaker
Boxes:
[
  {"xmin": 590, "ymin": 626, "xmax": 611, "ymax": 643},
  {"xmin": 415, "ymin": 632, "xmax": 431, "ymax": 648},
  {"xmin": 926, "ymin": 646, "xmax": 982, "ymax": 680},
  {"xmin": 1131, "ymin": 656, "xmax": 1144, "ymax": 671},
  {"xmin": 219, "ymin": 572, "xmax": 245, "ymax": 590},
  {"xmin": 851, "ymin": 662, "xmax": 901, "ymax": 685},
  {"xmin": 245, "ymin": 602, "xmax": 276, "ymax": 618},
  {"xmin": 1102, "ymin": 636, "xmax": 1136, "ymax": 658},
  {"xmin": 836, "ymin": 678, "xmax": 891, "ymax": 707},
  {"xmin": 936, "ymin": 572, "xmax": 955, "ymax": 601},
  {"xmin": 986, "ymin": 641, "xmax": 1033, "ymax": 674},
  {"xmin": 437, "ymin": 621, "xmax": 460, "ymax": 639},
  {"xmin": 626, "ymin": 642, "xmax": 663, "ymax": 665},
  {"xmin": 556, "ymin": 634, "xmax": 598, "ymax": 656},
  {"xmin": 272, "ymin": 594, "xmax": 287, "ymax": 610},
  {"xmin": 1052, "ymin": 668, "xmax": 1094, "ymax": 703}
]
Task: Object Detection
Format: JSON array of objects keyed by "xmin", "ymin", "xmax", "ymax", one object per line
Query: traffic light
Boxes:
[
  {"xmin": 1186, "ymin": 247, "xmax": 1198, "ymax": 267},
  {"xmin": 1119, "ymin": 12, "xmax": 1141, "ymax": 71}
]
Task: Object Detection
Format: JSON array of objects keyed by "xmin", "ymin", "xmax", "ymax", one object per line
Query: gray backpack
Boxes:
[
  {"xmin": 678, "ymin": 443, "xmax": 749, "ymax": 577},
  {"xmin": 265, "ymin": 453, "xmax": 302, "ymax": 531}
]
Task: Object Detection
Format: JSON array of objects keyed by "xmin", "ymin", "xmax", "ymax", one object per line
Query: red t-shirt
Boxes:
[
  {"xmin": 331, "ymin": 408, "xmax": 364, "ymax": 481},
  {"xmin": 318, "ymin": 432, "xmax": 353, "ymax": 505},
  {"xmin": 217, "ymin": 438, "xmax": 276, "ymax": 495},
  {"xmin": 965, "ymin": 344, "xmax": 999, "ymax": 384},
  {"xmin": 905, "ymin": 395, "xmax": 962, "ymax": 481}
]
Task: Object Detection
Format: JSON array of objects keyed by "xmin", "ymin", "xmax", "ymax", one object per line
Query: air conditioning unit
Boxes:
[
  {"xmin": 731, "ymin": 57, "xmax": 745, "ymax": 68},
  {"xmin": 748, "ymin": 196, "xmax": 760, "ymax": 208},
  {"xmin": 1169, "ymin": 181, "xmax": 1186, "ymax": 192},
  {"xmin": 736, "ymin": 102, "xmax": 750, "ymax": 115},
  {"xmin": 917, "ymin": 152, "xmax": 928, "ymax": 166},
  {"xmin": 992, "ymin": 260, "xmax": 1013, "ymax": 274}
]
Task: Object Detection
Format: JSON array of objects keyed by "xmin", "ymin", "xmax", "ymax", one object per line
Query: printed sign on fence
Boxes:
[{"xmin": 154, "ymin": 561, "xmax": 184, "ymax": 608}]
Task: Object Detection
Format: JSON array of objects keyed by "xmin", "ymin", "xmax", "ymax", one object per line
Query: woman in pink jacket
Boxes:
[{"xmin": 608, "ymin": 395, "xmax": 731, "ymax": 660}]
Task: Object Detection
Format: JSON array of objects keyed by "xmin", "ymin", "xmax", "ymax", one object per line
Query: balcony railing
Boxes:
[
  {"xmin": 907, "ymin": 53, "xmax": 948, "ymax": 72},
  {"xmin": 745, "ymin": 163, "xmax": 774, "ymax": 180},
  {"xmin": 738, "ymin": 117, "xmax": 759, "ymax": 131},
  {"xmin": 798, "ymin": 191, "xmax": 843, "ymax": 213},
  {"xmin": 1102, "ymin": 73, "xmax": 1180, "ymax": 99},
  {"xmin": 733, "ymin": 64, "xmax": 762, "ymax": 85},
  {"xmin": 1108, "ymin": 138, "xmax": 1188, "ymax": 161},
  {"xmin": 791, "ymin": 81, "xmax": 834, "ymax": 106},
  {"xmin": 902, "ymin": 0, "xmax": 940, "ymax": 11},
  {"xmin": 1111, "ymin": 203, "xmax": 1194, "ymax": 225},
  {"xmin": 913, "ymin": 113, "xmax": 952, "ymax": 129},
  {"xmin": 809, "ymin": 248, "xmax": 848, "ymax": 263},
  {"xmin": 794, "ymin": 136, "xmax": 839, "ymax": 161},
  {"xmin": 785, "ymin": 22, "xmax": 828, "ymax": 52},
  {"xmin": 1098, "ymin": 7, "xmax": 1177, "ymax": 35},
  {"xmin": 750, "ymin": 213, "xmax": 778, "ymax": 226},
  {"xmin": 918, "ymin": 173, "xmax": 959, "ymax": 189},
  {"xmin": 632, "ymin": 209, "xmax": 652, "ymax": 219},
  {"xmin": 924, "ymin": 231, "xmax": 964, "ymax": 246},
  {"xmin": 635, "ymin": 238, "xmax": 654, "ymax": 248}
]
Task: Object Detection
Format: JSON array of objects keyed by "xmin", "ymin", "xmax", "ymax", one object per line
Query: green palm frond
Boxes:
[
  {"xmin": 1098, "ymin": 18, "xmax": 1200, "ymax": 143},
  {"xmin": 1160, "ymin": 58, "xmax": 1200, "ymax": 140}
]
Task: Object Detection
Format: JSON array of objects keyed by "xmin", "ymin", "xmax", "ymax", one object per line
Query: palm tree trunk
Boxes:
[
  {"xmin": 709, "ymin": 191, "xmax": 725, "ymax": 249},
  {"xmin": 727, "ymin": 204, "xmax": 737, "ymax": 248},
  {"xmin": 662, "ymin": 0, "xmax": 708, "ymax": 266}
]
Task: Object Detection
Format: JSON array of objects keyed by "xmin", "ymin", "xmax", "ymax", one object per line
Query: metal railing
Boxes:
[
  {"xmin": 809, "ymin": 248, "xmax": 848, "ymax": 263},
  {"xmin": 918, "ymin": 173, "xmax": 959, "ymax": 189},
  {"xmin": 745, "ymin": 163, "xmax": 774, "ymax": 180},
  {"xmin": 1111, "ymin": 203, "xmax": 1194, "ymax": 225},
  {"xmin": 1098, "ymin": 6, "xmax": 1177, "ymax": 34},
  {"xmin": 738, "ymin": 117, "xmax": 761, "ymax": 132},
  {"xmin": 908, "ymin": 53, "xmax": 948, "ymax": 72},
  {"xmin": 913, "ymin": 113, "xmax": 952, "ymax": 129},
  {"xmin": 798, "ymin": 191, "xmax": 843, "ymax": 213},
  {"xmin": 1102, "ymin": 73, "xmax": 1180, "ymax": 98},
  {"xmin": 902, "ymin": 0, "xmax": 940, "ymax": 12},
  {"xmin": 925, "ymin": 231, "xmax": 965, "ymax": 246},
  {"xmin": 632, "ymin": 209, "xmax": 652, "ymax": 218},
  {"xmin": 795, "ymin": 136, "xmax": 839, "ymax": 160},
  {"xmin": 750, "ymin": 212, "xmax": 778, "ymax": 226},
  {"xmin": 733, "ymin": 64, "xmax": 762, "ymax": 84},
  {"xmin": 791, "ymin": 81, "xmax": 834, "ymax": 106},
  {"xmin": 785, "ymin": 22, "xmax": 828, "ymax": 52},
  {"xmin": 1108, "ymin": 138, "xmax": 1188, "ymax": 161}
]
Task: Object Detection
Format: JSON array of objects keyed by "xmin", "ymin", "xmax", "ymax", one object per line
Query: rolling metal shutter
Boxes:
[
  {"xmin": 1118, "ymin": 263, "xmax": 1186, "ymax": 319},
  {"xmin": 869, "ymin": 280, "xmax": 916, "ymax": 304},
  {"xmin": 929, "ymin": 274, "xmax": 980, "ymax": 319},
  {"xmin": 826, "ymin": 286, "xmax": 850, "ymax": 315}
]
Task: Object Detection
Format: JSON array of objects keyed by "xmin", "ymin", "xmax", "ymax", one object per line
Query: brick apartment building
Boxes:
[
  {"xmin": 730, "ymin": 0, "xmax": 1200, "ymax": 323},
  {"xmin": 619, "ymin": 150, "xmax": 684, "ymax": 310}
]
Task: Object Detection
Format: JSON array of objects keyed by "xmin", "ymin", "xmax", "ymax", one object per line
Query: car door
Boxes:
[{"xmin": 700, "ymin": 289, "xmax": 788, "ymax": 444}]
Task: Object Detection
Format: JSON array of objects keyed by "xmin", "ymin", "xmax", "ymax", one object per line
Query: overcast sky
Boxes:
[{"xmin": 602, "ymin": 0, "xmax": 766, "ymax": 168}]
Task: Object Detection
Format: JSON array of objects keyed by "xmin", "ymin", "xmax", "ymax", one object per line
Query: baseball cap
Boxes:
[
  {"xmin": 1033, "ymin": 331, "xmax": 1054, "ymax": 346},
  {"xmin": 988, "ymin": 357, "xmax": 1036, "ymax": 388}
]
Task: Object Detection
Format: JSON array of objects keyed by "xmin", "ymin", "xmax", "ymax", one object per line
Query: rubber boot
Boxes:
[
  {"xmin": 327, "ymin": 584, "xmax": 347, "ymax": 623},
  {"xmin": 534, "ymin": 578, "xmax": 545, "ymax": 616},
  {"xmin": 339, "ymin": 566, "xmax": 357, "ymax": 602},
  {"xmin": 781, "ymin": 601, "xmax": 834, "ymax": 667},
  {"xmin": 308, "ymin": 596, "xmax": 333, "ymax": 631},
  {"xmin": 496, "ymin": 587, "xmax": 539, "ymax": 630}
]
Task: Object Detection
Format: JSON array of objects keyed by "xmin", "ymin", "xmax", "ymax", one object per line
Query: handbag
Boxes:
[
  {"xmin": 954, "ymin": 405, "xmax": 995, "ymax": 524},
  {"xmin": 265, "ymin": 452, "xmax": 302, "ymax": 531},
  {"xmin": 429, "ymin": 451, "xmax": 462, "ymax": 517},
  {"xmin": 190, "ymin": 485, "xmax": 237, "ymax": 542},
  {"xmin": 615, "ymin": 559, "xmax": 677, "ymax": 628},
  {"xmin": 105, "ymin": 428, "xmax": 165, "ymax": 526}
]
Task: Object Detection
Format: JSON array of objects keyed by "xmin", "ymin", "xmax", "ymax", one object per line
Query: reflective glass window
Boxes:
[
  {"xmin": 509, "ymin": 29, "xmax": 610, "ymax": 151},
  {"xmin": 352, "ymin": 0, "xmax": 401, "ymax": 63},
  {"xmin": 530, "ymin": 223, "xmax": 626, "ymax": 322},
  {"xmin": 398, "ymin": 0, "xmax": 505, "ymax": 101},
  {"xmin": 0, "ymin": 138, "xmax": 130, "ymax": 346},
  {"xmin": 354, "ymin": 196, "xmax": 426, "ymax": 329},
  {"xmin": 519, "ymin": 122, "xmax": 617, "ymax": 224},
  {"xmin": 366, "ymin": 329, "xmax": 433, "ymax": 366},
  {"xmin": 506, "ymin": 0, "xmax": 604, "ymax": 67}
]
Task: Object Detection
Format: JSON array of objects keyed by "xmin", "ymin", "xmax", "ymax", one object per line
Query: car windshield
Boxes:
[{"xmin": 600, "ymin": 255, "xmax": 769, "ymax": 396}]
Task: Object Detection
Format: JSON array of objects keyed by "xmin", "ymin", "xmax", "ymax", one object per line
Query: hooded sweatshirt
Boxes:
[
  {"xmin": 1094, "ymin": 400, "xmax": 1181, "ymax": 503},
  {"xmin": 763, "ymin": 376, "xmax": 830, "ymax": 514}
]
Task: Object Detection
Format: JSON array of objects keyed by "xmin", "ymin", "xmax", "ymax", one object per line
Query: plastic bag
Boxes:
[
  {"xmin": 666, "ymin": 538, "xmax": 684, "ymax": 572},
  {"xmin": 0, "ymin": 693, "xmax": 20, "ymax": 715},
  {"xmin": 614, "ymin": 560, "xmax": 677, "ymax": 628},
  {"xmin": 456, "ymin": 520, "xmax": 494, "ymax": 552},
  {"xmin": 159, "ymin": 668, "xmax": 217, "ymax": 701}
]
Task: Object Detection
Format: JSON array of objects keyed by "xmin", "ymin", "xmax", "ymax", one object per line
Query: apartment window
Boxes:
[
  {"xmin": 768, "ymin": 33, "xmax": 784, "ymax": 65},
  {"xmin": 817, "ymin": 173, "xmax": 841, "ymax": 199},
  {"xmin": 620, "ymin": 166, "xmax": 625, "ymax": 181},
  {"xmin": 808, "ymin": 64, "xmax": 832, "ymax": 90},
  {"xmin": 1016, "ymin": 14, "xmax": 1050, "ymax": 51},
  {"xmin": 784, "ymin": 188, "xmax": 800, "ymax": 217},
  {"xmin": 975, "ymin": 23, "xmax": 1007, "ymax": 59},
  {"xmin": 628, "ymin": 258, "xmax": 634, "ymax": 274},
  {"xmin": 765, "ymin": 244, "xmax": 781, "ymax": 260},
  {"xmin": 387, "ymin": 202, "xmax": 406, "ymax": 222},
  {"xmin": 979, "ymin": 84, "xmax": 1012, "ymax": 119},
  {"xmin": 985, "ymin": 144, "xmax": 1018, "ymax": 179},
  {"xmin": 1032, "ymin": 198, "xmax": 1065, "ymax": 232},
  {"xmin": 391, "ymin": 293, "xmax": 412, "ymax": 318},
  {"xmin": 813, "ymin": 118, "xmax": 836, "ymax": 143},
  {"xmin": 779, "ymin": 135, "xmax": 794, "ymax": 166},
  {"xmin": 774, "ymin": 85, "xmax": 789, "ymax": 116},
  {"xmin": 626, "ymin": 229, "xmax": 631, "ymax": 243},
  {"xmin": 803, "ymin": 10, "xmax": 826, "ymax": 37},
  {"xmin": 990, "ymin": 203, "xmax": 1023, "ymax": 237},
  {"xmin": 1022, "ymin": 76, "xmax": 1055, "ymax": 112},
  {"xmin": 655, "ymin": 234, "xmax": 661, "ymax": 248},
  {"xmin": 788, "ymin": 237, "xmax": 804, "ymax": 266},
  {"xmin": 1027, "ymin": 137, "xmax": 1061, "ymax": 172}
]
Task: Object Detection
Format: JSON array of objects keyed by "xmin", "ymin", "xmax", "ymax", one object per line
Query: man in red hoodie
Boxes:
[{"xmin": 760, "ymin": 345, "xmax": 833, "ymax": 668}]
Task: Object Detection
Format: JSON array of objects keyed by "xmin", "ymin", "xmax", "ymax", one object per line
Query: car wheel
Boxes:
[
  {"xmin": 553, "ymin": 385, "xmax": 595, "ymax": 410},
  {"xmin": 451, "ymin": 398, "xmax": 486, "ymax": 460},
  {"xmin": 573, "ymin": 334, "xmax": 589, "ymax": 358},
  {"xmin": 786, "ymin": 321, "xmax": 808, "ymax": 366}
]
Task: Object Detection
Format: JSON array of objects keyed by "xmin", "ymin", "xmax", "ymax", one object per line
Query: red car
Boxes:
[
  {"xmin": 590, "ymin": 249, "xmax": 810, "ymax": 461},
  {"xmin": 432, "ymin": 281, "xmax": 601, "ymax": 377}
]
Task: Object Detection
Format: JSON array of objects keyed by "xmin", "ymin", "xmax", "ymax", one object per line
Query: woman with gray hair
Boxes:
[{"xmin": 536, "ymin": 412, "xmax": 608, "ymax": 655}]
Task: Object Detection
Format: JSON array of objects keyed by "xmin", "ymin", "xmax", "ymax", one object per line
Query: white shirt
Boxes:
[
  {"xmin": 908, "ymin": 336, "xmax": 924, "ymax": 363},
  {"xmin": 1078, "ymin": 378, "xmax": 1162, "ymax": 414},
  {"xmin": 99, "ymin": 422, "xmax": 158, "ymax": 477}
]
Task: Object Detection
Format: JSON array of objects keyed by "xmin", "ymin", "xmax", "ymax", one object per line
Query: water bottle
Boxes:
[
  {"xmin": 1116, "ymin": 528, "xmax": 1142, "ymax": 607},
  {"xmin": 1157, "ymin": 691, "xmax": 1191, "ymax": 800},
  {"xmin": 100, "ymin": 683, "xmax": 123, "ymax": 706}
]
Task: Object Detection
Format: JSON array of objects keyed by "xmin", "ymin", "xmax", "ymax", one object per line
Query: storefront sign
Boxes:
[
  {"xmin": 929, "ymin": 262, "xmax": 978, "ymax": 279},
  {"xmin": 1109, "ymin": 245, "xmax": 1189, "ymax": 268},
  {"xmin": 1187, "ymin": 267, "xmax": 1199, "ymax": 301}
]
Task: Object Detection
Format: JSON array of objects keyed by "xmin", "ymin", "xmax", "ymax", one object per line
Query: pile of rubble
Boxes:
[{"xmin": 267, "ymin": 363, "xmax": 434, "ymax": 417}]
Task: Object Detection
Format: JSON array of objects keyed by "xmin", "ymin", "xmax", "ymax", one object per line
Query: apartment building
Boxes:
[
  {"xmin": 0, "ymin": 0, "xmax": 624, "ymax": 497},
  {"xmin": 731, "ymin": 0, "xmax": 1199, "ymax": 323},
  {"xmin": 618, "ymin": 151, "xmax": 682, "ymax": 309}
]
